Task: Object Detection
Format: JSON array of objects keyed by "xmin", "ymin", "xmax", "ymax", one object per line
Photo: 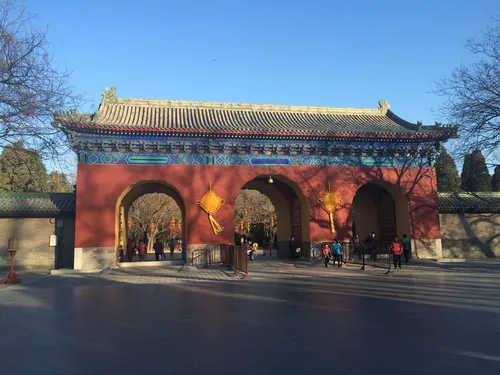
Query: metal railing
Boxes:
[
  {"xmin": 228, "ymin": 245, "xmax": 248, "ymax": 275},
  {"xmin": 191, "ymin": 245, "xmax": 225, "ymax": 268},
  {"xmin": 191, "ymin": 244, "xmax": 248, "ymax": 277}
]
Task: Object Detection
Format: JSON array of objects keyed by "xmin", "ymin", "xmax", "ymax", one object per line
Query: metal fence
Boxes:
[
  {"xmin": 191, "ymin": 244, "xmax": 248, "ymax": 276},
  {"xmin": 312, "ymin": 241, "xmax": 392, "ymax": 273},
  {"xmin": 228, "ymin": 245, "xmax": 248, "ymax": 275}
]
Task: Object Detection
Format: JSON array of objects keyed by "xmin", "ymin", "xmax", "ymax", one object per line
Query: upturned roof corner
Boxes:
[{"xmin": 378, "ymin": 100, "xmax": 390, "ymax": 114}]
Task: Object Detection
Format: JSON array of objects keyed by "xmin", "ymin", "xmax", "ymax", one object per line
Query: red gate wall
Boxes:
[{"xmin": 75, "ymin": 163, "xmax": 440, "ymax": 250}]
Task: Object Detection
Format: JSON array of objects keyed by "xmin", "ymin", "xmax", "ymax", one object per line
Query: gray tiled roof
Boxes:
[
  {"xmin": 56, "ymin": 88, "xmax": 457, "ymax": 138},
  {"xmin": 438, "ymin": 192, "xmax": 500, "ymax": 213},
  {"xmin": 0, "ymin": 193, "xmax": 75, "ymax": 216}
]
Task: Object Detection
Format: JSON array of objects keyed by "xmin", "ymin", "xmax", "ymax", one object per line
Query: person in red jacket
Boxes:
[
  {"xmin": 390, "ymin": 236, "xmax": 403, "ymax": 269},
  {"xmin": 138, "ymin": 240, "xmax": 147, "ymax": 262},
  {"xmin": 322, "ymin": 243, "xmax": 331, "ymax": 267}
]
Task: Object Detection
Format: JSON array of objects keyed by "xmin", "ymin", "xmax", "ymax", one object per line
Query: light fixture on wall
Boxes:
[{"xmin": 268, "ymin": 166, "xmax": 273, "ymax": 184}]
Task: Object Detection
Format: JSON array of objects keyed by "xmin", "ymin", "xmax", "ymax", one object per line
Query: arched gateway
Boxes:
[{"xmin": 57, "ymin": 89, "xmax": 456, "ymax": 270}]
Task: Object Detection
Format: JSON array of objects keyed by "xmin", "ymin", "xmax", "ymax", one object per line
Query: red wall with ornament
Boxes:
[{"xmin": 74, "ymin": 163, "xmax": 440, "ymax": 249}]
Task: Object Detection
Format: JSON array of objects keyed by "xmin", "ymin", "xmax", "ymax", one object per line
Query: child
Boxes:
[
  {"xmin": 390, "ymin": 236, "xmax": 403, "ymax": 269},
  {"xmin": 331, "ymin": 240, "xmax": 343, "ymax": 268},
  {"xmin": 322, "ymin": 243, "xmax": 331, "ymax": 267}
]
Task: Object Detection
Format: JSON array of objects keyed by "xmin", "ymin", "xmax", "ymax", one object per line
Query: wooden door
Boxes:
[{"xmin": 377, "ymin": 193, "xmax": 396, "ymax": 243}]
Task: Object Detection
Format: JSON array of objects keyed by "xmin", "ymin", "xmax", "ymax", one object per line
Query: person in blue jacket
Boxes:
[{"xmin": 330, "ymin": 239, "xmax": 344, "ymax": 268}]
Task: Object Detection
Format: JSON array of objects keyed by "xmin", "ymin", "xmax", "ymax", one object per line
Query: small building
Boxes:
[{"xmin": 0, "ymin": 193, "xmax": 75, "ymax": 270}]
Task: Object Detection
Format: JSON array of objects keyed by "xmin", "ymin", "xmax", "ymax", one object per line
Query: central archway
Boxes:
[
  {"xmin": 235, "ymin": 175, "xmax": 310, "ymax": 258},
  {"xmin": 115, "ymin": 180, "xmax": 187, "ymax": 261}
]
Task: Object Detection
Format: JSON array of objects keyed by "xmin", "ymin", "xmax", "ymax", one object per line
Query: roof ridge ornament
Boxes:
[
  {"xmin": 378, "ymin": 100, "xmax": 390, "ymax": 114},
  {"xmin": 103, "ymin": 87, "xmax": 117, "ymax": 104}
]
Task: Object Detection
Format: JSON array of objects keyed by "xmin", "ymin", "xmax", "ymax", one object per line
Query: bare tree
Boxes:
[
  {"xmin": 128, "ymin": 193, "xmax": 182, "ymax": 253},
  {"xmin": 0, "ymin": 0, "xmax": 81, "ymax": 162},
  {"xmin": 234, "ymin": 189, "xmax": 276, "ymax": 232},
  {"xmin": 435, "ymin": 18, "xmax": 500, "ymax": 166}
]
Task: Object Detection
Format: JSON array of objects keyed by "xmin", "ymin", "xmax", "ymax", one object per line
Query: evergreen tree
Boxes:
[
  {"xmin": 0, "ymin": 141, "xmax": 48, "ymax": 192},
  {"xmin": 492, "ymin": 166, "xmax": 500, "ymax": 192},
  {"xmin": 460, "ymin": 150, "xmax": 492, "ymax": 191},
  {"xmin": 460, "ymin": 154, "xmax": 472, "ymax": 191},
  {"xmin": 435, "ymin": 147, "xmax": 461, "ymax": 191},
  {"xmin": 47, "ymin": 171, "xmax": 73, "ymax": 192}
]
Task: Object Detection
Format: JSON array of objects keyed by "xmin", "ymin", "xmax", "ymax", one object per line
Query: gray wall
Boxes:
[
  {"xmin": 0, "ymin": 217, "xmax": 75, "ymax": 271},
  {"xmin": 440, "ymin": 213, "xmax": 500, "ymax": 258}
]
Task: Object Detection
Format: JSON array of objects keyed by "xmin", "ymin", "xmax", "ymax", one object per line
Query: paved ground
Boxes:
[{"xmin": 1, "ymin": 259, "xmax": 500, "ymax": 374}]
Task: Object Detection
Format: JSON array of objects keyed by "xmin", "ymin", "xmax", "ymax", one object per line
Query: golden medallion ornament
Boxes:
[
  {"xmin": 318, "ymin": 182, "xmax": 342, "ymax": 233},
  {"xmin": 196, "ymin": 182, "xmax": 225, "ymax": 235}
]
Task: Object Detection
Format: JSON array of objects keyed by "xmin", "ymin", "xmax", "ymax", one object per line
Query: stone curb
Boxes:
[{"xmin": 50, "ymin": 268, "xmax": 104, "ymax": 276}]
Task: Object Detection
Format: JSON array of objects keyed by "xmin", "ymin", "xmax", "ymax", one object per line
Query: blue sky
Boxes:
[{"xmin": 28, "ymin": 0, "xmax": 499, "ymax": 126}]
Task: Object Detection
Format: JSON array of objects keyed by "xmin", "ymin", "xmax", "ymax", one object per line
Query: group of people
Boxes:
[
  {"xmin": 322, "ymin": 233, "xmax": 412, "ymax": 269},
  {"xmin": 350, "ymin": 232, "xmax": 379, "ymax": 261},
  {"xmin": 322, "ymin": 239, "xmax": 344, "ymax": 267},
  {"xmin": 238, "ymin": 236, "xmax": 258, "ymax": 261},
  {"xmin": 125, "ymin": 238, "xmax": 182, "ymax": 262}
]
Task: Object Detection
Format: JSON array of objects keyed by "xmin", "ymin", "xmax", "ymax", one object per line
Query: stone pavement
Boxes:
[
  {"xmin": 0, "ymin": 264, "xmax": 240, "ymax": 291},
  {"xmin": 1, "ymin": 258, "xmax": 500, "ymax": 374},
  {"xmin": 250, "ymin": 256, "xmax": 500, "ymax": 278},
  {"xmin": 2, "ymin": 258, "xmax": 500, "ymax": 292}
]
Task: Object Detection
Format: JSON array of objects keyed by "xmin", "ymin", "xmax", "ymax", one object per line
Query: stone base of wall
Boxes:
[
  {"xmin": 442, "ymin": 240, "xmax": 500, "ymax": 259},
  {"xmin": 74, "ymin": 247, "xmax": 117, "ymax": 270},
  {"xmin": 440, "ymin": 213, "xmax": 500, "ymax": 259},
  {"xmin": 412, "ymin": 238, "xmax": 442, "ymax": 259}
]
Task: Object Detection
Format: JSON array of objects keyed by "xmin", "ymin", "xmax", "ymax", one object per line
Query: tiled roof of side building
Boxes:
[
  {"xmin": 0, "ymin": 193, "xmax": 76, "ymax": 216},
  {"xmin": 55, "ymin": 88, "xmax": 457, "ymax": 139},
  {"xmin": 438, "ymin": 192, "xmax": 500, "ymax": 213}
]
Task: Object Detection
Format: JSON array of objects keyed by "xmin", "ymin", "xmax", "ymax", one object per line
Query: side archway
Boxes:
[
  {"xmin": 115, "ymin": 180, "xmax": 187, "ymax": 258},
  {"xmin": 352, "ymin": 181, "xmax": 410, "ymax": 244}
]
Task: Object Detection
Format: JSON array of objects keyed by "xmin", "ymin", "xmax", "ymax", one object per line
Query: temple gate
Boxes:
[{"xmin": 56, "ymin": 88, "xmax": 456, "ymax": 270}]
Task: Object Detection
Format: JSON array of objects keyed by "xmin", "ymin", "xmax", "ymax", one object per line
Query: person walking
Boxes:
[
  {"xmin": 169, "ymin": 238, "xmax": 175, "ymax": 259},
  {"xmin": 352, "ymin": 234, "xmax": 361, "ymax": 261},
  {"xmin": 390, "ymin": 236, "xmax": 403, "ymax": 269},
  {"xmin": 126, "ymin": 239, "xmax": 136, "ymax": 262},
  {"xmin": 331, "ymin": 240, "xmax": 343, "ymax": 268},
  {"xmin": 138, "ymin": 240, "xmax": 147, "ymax": 262},
  {"xmin": 366, "ymin": 232, "xmax": 377, "ymax": 261},
  {"xmin": 402, "ymin": 234, "xmax": 411, "ymax": 265},
  {"xmin": 322, "ymin": 243, "xmax": 331, "ymax": 267},
  {"xmin": 153, "ymin": 239, "xmax": 164, "ymax": 261}
]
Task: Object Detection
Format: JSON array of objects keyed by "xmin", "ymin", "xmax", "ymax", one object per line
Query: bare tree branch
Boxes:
[
  {"xmin": 434, "ymin": 17, "xmax": 500, "ymax": 166},
  {"xmin": 0, "ymin": 0, "xmax": 82, "ymax": 164},
  {"xmin": 128, "ymin": 193, "xmax": 182, "ymax": 252}
]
